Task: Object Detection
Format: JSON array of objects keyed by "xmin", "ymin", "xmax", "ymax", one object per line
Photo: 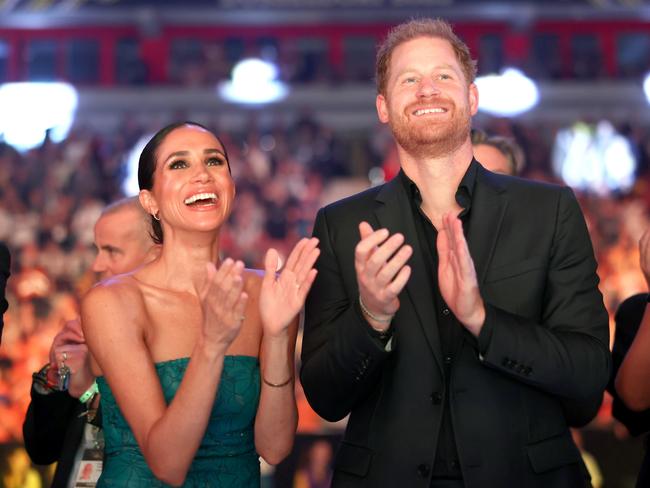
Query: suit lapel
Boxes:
[
  {"xmin": 374, "ymin": 177, "xmax": 444, "ymax": 374},
  {"xmin": 466, "ymin": 166, "xmax": 508, "ymax": 286}
]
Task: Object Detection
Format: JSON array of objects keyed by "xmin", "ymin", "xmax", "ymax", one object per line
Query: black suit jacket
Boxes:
[
  {"xmin": 23, "ymin": 387, "xmax": 86, "ymax": 488},
  {"xmin": 0, "ymin": 242, "xmax": 10, "ymax": 343},
  {"xmin": 301, "ymin": 164, "xmax": 610, "ymax": 488}
]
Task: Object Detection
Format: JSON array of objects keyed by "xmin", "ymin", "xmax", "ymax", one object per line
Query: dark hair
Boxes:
[
  {"xmin": 138, "ymin": 121, "xmax": 230, "ymax": 244},
  {"xmin": 376, "ymin": 18, "xmax": 477, "ymax": 96}
]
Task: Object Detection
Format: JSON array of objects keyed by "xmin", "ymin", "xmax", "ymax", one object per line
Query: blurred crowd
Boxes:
[{"xmin": 0, "ymin": 113, "xmax": 649, "ymax": 485}]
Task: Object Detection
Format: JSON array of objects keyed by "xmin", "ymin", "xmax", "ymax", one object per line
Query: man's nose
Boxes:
[
  {"xmin": 417, "ymin": 78, "xmax": 441, "ymax": 97},
  {"xmin": 92, "ymin": 253, "xmax": 107, "ymax": 274}
]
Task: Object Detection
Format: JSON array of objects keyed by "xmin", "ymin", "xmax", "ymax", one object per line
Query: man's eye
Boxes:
[
  {"xmin": 169, "ymin": 160, "xmax": 187, "ymax": 169},
  {"xmin": 404, "ymin": 77, "xmax": 417, "ymax": 84},
  {"xmin": 439, "ymin": 73, "xmax": 452, "ymax": 80}
]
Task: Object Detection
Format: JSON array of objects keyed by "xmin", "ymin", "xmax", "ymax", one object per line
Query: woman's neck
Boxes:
[{"xmin": 151, "ymin": 229, "xmax": 223, "ymax": 294}]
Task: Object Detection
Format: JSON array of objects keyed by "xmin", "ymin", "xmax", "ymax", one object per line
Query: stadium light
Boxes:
[
  {"xmin": 643, "ymin": 71, "xmax": 650, "ymax": 104},
  {"xmin": 218, "ymin": 58, "xmax": 288, "ymax": 105},
  {"xmin": 552, "ymin": 120, "xmax": 636, "ymax": 195},
  {"xmin": 0, "ymin": 82, "xmax": 78, "ymax": 151},
  {"xmin": 475, "ymin": 68, "xmax": 539, "ymax": 117}
]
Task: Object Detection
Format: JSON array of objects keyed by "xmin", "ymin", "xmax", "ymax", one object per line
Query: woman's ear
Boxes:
[{"xmin": 139, "ymin": 190, "xmax": 158, "ymax": 218}]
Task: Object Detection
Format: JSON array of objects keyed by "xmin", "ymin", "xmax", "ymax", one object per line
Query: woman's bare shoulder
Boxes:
[
  {"xmin": 81, "ymin": 274, "xmax": 146, "ymax": 325},
  {"xmin": 85, "ymin": 273, "xmax": 143, "ymax": 301}
]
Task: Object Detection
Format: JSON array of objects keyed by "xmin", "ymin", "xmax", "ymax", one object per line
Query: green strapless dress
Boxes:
[{"xmin": 96, "ymin": 355, "xmax": 261, "ymax": 487}]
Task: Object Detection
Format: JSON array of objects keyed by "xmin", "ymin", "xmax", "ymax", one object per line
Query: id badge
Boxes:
[
  {"xmin": 74, "ymin": 448, "xmax": 102, "ymax": 487},
  {"xmin": 73, "ymin": 425, "xmax": 104, "ymax": 487}
]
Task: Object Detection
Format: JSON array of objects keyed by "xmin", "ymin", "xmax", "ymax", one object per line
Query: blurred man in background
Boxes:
[
  {"xmin": 470, "ymin": 129, "xmax": 525, "ymax": 176},
  {"xmin": 23, "ymin": 197, "xmax": 158, "ymax": 488}
]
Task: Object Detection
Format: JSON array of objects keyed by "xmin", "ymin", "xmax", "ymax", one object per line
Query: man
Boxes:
[
  {"xmin": 300, "ymin": 18, "xmax": 610, "ymax": 488},
  {"xmin": 0, "ymin": 242, "xmax": 9, "ymax": 343},
  {"xmin": 23, "ymin": 196, "xmax": 158, "ymax": 488},
  {"xmin": 470, "ymin": 129, "xmax": 524, "ymax": 176}
]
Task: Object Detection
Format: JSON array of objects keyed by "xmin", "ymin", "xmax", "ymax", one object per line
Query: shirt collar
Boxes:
[{"xmin": 398, "ymin": 159, "xmax": 478, "ymax": 216}]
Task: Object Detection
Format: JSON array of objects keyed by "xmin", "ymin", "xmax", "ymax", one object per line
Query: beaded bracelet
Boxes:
[
  {"xmin": 79, "ymin": 380, "xmax": 99, "ymax": 404},
  {"xmin": 359, "ymin": 296, "xmax": 394, "ymax": 324}
]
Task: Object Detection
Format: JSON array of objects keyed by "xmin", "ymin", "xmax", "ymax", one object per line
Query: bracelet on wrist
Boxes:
[
  {"xmin": 79, "ymin": 380, "xmax": 99, "ymax": 404},
  {"xmin": 262, "ymin": 376, "xmax": 293, "ymax": 388},
  {"xmin": 359, "ymin": 295, "xmax": 394, "ymax": 324}
]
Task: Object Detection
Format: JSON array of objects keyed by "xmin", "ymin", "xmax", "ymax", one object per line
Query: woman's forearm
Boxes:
[
  {"xmin": 141, "ymin": 344, "xmax": 225, "ymax": 486},
  {"xmin": 616, "ymin": 303, "xmax": 650, "ymax": 411},
  {"xmin": 255, "ymin": 334, "xmax": 298, "ymax": 465}
]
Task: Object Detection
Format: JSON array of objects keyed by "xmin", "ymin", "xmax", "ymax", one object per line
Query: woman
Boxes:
[
  {"xmin": 615, "ymin": 227, "xmax": 650, "ymax": 488},
  {"xmin": 81, "ymin": 122, "xmax": 319, "ymax": 487}
]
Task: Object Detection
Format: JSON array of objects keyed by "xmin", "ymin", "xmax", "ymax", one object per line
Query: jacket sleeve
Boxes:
[
  {"xmin": 477, "ymin": 186, "xmax": 610, "ymax": 402},
  {"xmin": 23, "ymin": 383, "xmax": 80, "ymax": 465},
  {"xmin": 300, "ymin": 208, "xmax": 391, "ymax": 422}
]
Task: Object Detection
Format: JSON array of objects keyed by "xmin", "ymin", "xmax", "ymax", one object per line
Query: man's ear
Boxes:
[
  {"xmin": 469, "ymin": 83, "xmax": 479, "ymax": 116},
  {"xmin": 376, "ymin": 93, "xmax": 390, "ymax": 124},
  {"xmin": 139, "ymin": 190, "xmax": 158, "ymax": 218}
]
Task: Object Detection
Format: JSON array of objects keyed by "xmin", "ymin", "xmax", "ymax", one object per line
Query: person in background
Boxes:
[
  {"xmin": 470, "ymin": 129, "xmax": 525, "ymax": 176},
  {"xmin": 293, "ymin": 439, "xmax": 333, "ymax": 488},
  {"xmin": 23, "ymin": 196, "xmax": 159, "ymax": 488},
  {"xmin": 612, "ymin": 227, "xmax": 650, "ymax": 487},
  {"xmin": 2, "ymin": 445, "xmax": 41, "ymax": 488},
  {"xmin": 81, "ymin": 121, "xmax": 320, "ymax": 486},
  {"xmin": 301, "ymin": 18, "xmax": 609, "ymax": 488},
  {"xmin": 0, "ymin": 242, "xmax": 10, "ymax": 343}
]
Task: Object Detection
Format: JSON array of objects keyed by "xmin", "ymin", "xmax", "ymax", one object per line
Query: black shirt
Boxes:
[{"xmin": 398, "ymin": 160, "xmax": 478, "ymax": 480}]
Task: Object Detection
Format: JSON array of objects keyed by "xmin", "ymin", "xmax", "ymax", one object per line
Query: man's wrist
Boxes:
[
  {"xmin": 354, "ymin": 298, "xmax": 394, "ymax": 344},
  {"xmin": 463, "ymin": 304, "xmax": 486, "ymax": 337},
  {"xmin": 359, "ymin": 296, "xmax": 394, "ymax": 329}
]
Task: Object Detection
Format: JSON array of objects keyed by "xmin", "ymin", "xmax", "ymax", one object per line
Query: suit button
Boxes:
[
  {"xmin": 442, "ymin": 308, "xmax": 450, "ymax": 316},
  {"xmin": 431, "ymin": 392, "xmax": 443, "ymax": 405},
  {"xmin": 417, "ymin": 463, "xmax": 430, "ymax": 478},
  {"xmin": 444, "ymin": 355, "xmax": 452, "ymax": 365},
  {"xmin": 503, "ymin": 358, "xmax": 516, "ymax": 368}
]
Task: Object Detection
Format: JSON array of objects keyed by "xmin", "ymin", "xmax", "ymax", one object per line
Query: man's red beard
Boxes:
[{"xmin": 388, "ymin": 99, "xmax": 471, "ymax": 159}]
